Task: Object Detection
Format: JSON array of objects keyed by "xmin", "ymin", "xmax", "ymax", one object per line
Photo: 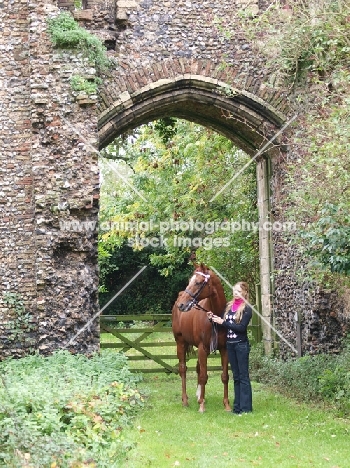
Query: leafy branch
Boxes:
[{"xmin": 301, "ymin": 203, "xmax": 350, "ymax": 276}]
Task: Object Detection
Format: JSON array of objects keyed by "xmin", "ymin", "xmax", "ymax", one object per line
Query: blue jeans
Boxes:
[{"xmin": 227, "ymin": 341, "xmax": 252, "ymax": 413}]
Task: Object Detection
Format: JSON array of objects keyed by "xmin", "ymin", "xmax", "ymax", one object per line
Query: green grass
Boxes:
[
  {"xmin": 0, "ymin": 336, "xmax": 348, "ymax": 467},
  {"xmin": 120, "ymin": 372, "xmax": 349, "ymax": 468}
]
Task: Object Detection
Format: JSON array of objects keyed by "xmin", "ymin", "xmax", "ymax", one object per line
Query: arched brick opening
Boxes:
[
  {"xmin": 99, "ymin": 76, "xmax": 286, "ymax": 154},
  {"xmin": 98, "ymin": 73, "xmax": 288, "ymax": 354}
]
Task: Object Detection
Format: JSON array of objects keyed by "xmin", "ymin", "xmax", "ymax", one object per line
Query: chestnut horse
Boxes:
[{"xmin": 172, "ymin": 264, "xmax": 231, "ymax": 412}]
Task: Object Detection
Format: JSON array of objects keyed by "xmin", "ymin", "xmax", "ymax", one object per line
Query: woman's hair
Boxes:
[{"xmin": 225, "ymin": 282, "xmax": 249, "ymax": 323}]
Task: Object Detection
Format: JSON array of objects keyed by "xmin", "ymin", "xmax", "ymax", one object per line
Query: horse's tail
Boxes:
[{"xmin": 186, "ymin": 345, "xmax": 195, "ymax": 358}]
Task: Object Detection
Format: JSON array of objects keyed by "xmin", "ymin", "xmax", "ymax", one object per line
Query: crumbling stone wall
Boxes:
[
  {"xmin": 0, "ymin": 0, "xmax": 36, "ymax": 357},
  {"xmin": 1, "ymin": 0, "xmax": 100, "ymax": 358}
]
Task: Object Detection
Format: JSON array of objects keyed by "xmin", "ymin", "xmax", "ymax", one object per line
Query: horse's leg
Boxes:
[
  {"xmin": 196, "ymin": 343, "xmax": 208, "ymax": 413},
  {"xmin": 220, "ymin": 347, "xmax": 231, "ymax": 411},
  {"xmin": 176, "ymin": 339, "xmax": 189, "ymax": 406}
]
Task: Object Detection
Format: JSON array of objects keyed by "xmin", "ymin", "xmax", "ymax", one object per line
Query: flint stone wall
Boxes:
[
  {"xmin": 271, "ymin": 146, "xmax": 350, "ymax": 357},
  {"xmin": 1, "ymin": 0, "xmax": 100, "ymax": 358}
]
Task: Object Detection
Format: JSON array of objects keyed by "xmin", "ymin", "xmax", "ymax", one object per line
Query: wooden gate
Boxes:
[{"xmin": 100, "ymin": 310, "xmax": 262, "ymax": 374}]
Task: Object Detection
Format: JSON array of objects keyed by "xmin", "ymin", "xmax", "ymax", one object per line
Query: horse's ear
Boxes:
[{"xmin": 193, "ymin": 262, "xmax": 208, "ymax": 272}]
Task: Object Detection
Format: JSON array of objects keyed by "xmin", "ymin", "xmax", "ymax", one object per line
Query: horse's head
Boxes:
[{"xmin": 177, "ymin": 265, "xmax": 211, "ymax": 312}]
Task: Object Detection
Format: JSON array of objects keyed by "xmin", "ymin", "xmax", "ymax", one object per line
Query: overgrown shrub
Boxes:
[
  {"xmin": 250, "ymin": 337, "xmax": 350, "ymax": 416},
  {"xmin": 240, "ymin": 0, "xmax": 350, "ymax": 86},
  {"xmin": 0, "ymin": 351, "xmax": 145, "ymax": 467},
  {"xmin": 239, "ymin": 0, "xmax": 350, "ymax": 285}
]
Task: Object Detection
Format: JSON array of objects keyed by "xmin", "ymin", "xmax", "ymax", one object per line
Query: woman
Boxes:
[{"xmin": 208, "ymin": 282, "xmax": 253, "ymax": 414}]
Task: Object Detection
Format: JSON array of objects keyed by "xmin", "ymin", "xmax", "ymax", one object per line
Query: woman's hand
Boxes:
[{"xmin": 210, "ymin": 314, "xmax": 224, "ymax": 325}]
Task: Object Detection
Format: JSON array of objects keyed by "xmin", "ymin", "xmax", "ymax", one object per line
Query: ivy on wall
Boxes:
[{"xmin": 2, "ymin": 293, "xmax": 35, "ymax": 346}]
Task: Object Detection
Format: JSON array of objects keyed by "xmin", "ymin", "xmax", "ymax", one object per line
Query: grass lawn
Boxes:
[{"xmin": 120, "ymin": 372, "xmax": 349, "ymax": 468}]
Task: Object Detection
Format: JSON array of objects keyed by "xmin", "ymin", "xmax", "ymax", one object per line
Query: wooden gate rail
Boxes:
[
  {"xmin": 100, "ymin": 313, "xmax": 262, "ymax": 374},
  {"xmin": 100, "ymin": 314, "xmax": 177, "ymax": 373}
]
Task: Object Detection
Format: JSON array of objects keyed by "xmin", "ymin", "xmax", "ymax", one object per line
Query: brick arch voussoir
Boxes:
[
  {"xmin": 99, "ymin": 58, "xmax": 288, "ymax": 114},
  {"xmin": 98, "ymin": 59, "xmax": 289, "ymax": 155}
]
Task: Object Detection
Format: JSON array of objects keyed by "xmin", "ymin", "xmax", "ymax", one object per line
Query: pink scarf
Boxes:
[{"xmin": 231, "ymin": 298, "xmax": 244, "ymax": 312}]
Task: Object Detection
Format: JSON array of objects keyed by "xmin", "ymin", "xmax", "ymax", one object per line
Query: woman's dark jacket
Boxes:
[{"xmin": 221, "ymin": 305, "xmax": 252, "ymax": 343}]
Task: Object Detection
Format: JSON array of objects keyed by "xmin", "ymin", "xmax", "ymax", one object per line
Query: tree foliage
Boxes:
[
  {"xmin": 98, "ymin": 119, "xmax": 260, "ymax": 311},
  {"xmin": 302, "ymin": 203, "xmax": 350, "ymax": 276}
]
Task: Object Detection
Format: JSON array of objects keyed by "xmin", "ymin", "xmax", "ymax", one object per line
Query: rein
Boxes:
[
  {"xmin": 209, "ymin": 305, "xmax": 227, "ymax": 354},
  {"xmin": 193, "ymin": 302, "xmax": 210, "ymax": 313}
]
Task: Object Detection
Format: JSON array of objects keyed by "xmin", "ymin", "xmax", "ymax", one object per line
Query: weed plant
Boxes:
[
  {"xmin": 0, "ymin": 350, "xmax": 145, "ymax": 467},
  {"xmin": 2, "ymin": 292, "xmax": 35, "ymax": 345},
  {"xmin": 47, "ymin": 12, "xmax": 110, "ymax": 72},
  {"xmin": 70, "ymin": 74, "xmax": 102, "ymax": 95}
]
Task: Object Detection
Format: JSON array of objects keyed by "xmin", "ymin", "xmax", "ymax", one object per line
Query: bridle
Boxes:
[
  {"xmin": 184, "ymin": 271, "xmax": 211, "ymax": 312},
  {"xmin": 182, "ymin": 270, "xmax": 224, "ymax": 353}
]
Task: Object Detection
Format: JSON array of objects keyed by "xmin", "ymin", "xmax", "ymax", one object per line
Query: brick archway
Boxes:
[{"xmin": 98, "ymin": 73, "xmax": 286, "ymax": 154}]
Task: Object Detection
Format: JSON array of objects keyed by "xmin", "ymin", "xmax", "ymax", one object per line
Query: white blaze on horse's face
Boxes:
[
  {"xmin": 192, "ymin": 272, "xmax": 209, "ymax": 291},
  {"xmin": 196, "ymin": 271, "xmax": 210, "ymax": 280},
  {"xmin": 189, "ymin": 271, "xmax": 210, "ymax": 288},
  {"xmin": 189, "ymin": 274, "xmax": 197, "ymax": 286}
]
